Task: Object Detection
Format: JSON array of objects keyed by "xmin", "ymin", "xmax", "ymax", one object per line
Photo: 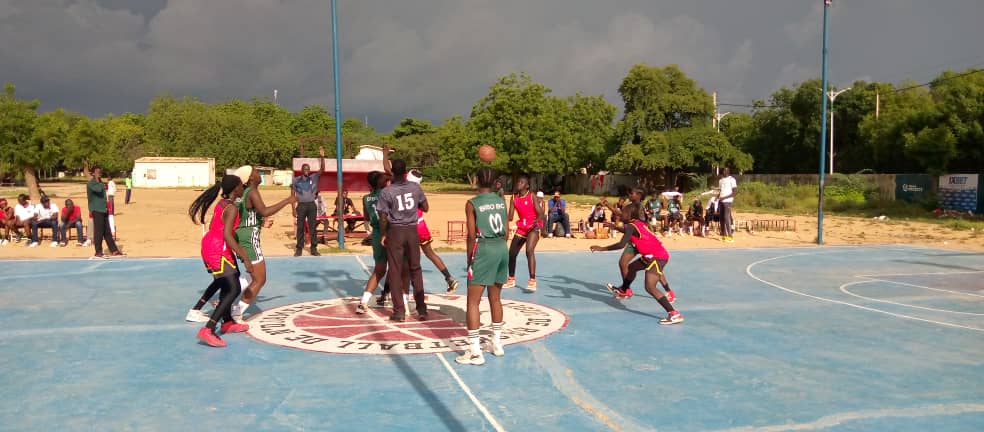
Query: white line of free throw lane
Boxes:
[
  {"xmin": 857, "ymin": 276, "xmax": 984, "ymax": 298},
  {"xmin": 745, "ymin": 253, "xmax": 984, "ymax": 333},
  {"xmin": 840, "ymin": 281, "xmax": 984, "ymax": 316},
  {"xmin": 353, "ymin": 255, "xmax": 506, "ymax": 432}
]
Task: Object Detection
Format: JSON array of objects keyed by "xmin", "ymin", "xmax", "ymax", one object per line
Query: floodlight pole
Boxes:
[
  {"xmin": 817, "ymin": 0, "xmax": 831, "ymax": 246},
  {"xmin": 331, "ymin": 0, "xmax": 345, "ymax": 248},
  {"xmin": 826, "ymin": 87, "xmax": 851, "ymax": 175}
]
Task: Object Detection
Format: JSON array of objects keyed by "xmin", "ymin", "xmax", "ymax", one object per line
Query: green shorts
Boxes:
[
  {"xmin": 235, "ymin": 226, "xmax": 264, "ymax": 264},
  {"xmin": 622, "ymin": 242, "xmax": 637, "ymax": 256},
  {"xmin": 371, "ymin": 230, "xmax": 386, "ymax": 264},
  {"xmin": 468, "ymin": 238, "xmax": 508, "ymax": 286}
]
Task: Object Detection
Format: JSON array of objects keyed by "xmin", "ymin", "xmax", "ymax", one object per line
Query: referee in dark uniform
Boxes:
[
  {"xmin": 292, "ymin": 146, "xmax": 325, "ymax": 256},
  {"xmin": 376, "ymin": 159, "xmax": 428, "ymax": 321}
]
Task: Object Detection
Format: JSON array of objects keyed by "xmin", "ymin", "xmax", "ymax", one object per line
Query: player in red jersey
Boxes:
[
  {"xmin": 591, "ymin": 203, "xmax": 683, "ymax": 325},
  {"xmin": 504, "ymin": 174, "xmax": 543, "ymax": 291}
]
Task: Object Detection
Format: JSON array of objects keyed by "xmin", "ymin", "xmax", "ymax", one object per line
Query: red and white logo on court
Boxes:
[{"xmin": 245, "ymin": 296, "xmax": 568, "ymax": 355}]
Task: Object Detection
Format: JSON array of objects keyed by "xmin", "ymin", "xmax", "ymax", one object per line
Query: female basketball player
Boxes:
[
  {"xmin": 456, "ymin": 167, "xmax": 509, "ymax": 366},
  {"xmin": 233, "ymin": 166, "xmax": 296, "ymax": 322},
  {"xmin": 504, "ymin": 174, "xmax": 543, "ymax": 291},
  {"xmin": 603, "ymin": 188, "xmax": 676, "ymax": 302},
  {"xmin": 591, "ymin": 203, "xmax": 683, "ymax": 325},
  {"xmin": 188, "ymin": 175, "xmax": 252, "ymax": 347},
  {"xmin": 356, "ymin": 171, "xmax": 392, "ymax": 314}
]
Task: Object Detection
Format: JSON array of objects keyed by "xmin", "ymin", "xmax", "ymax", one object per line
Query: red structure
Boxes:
[{"xmin": 291, "ymin": 158, "xmax": 384, "ymax": 193}]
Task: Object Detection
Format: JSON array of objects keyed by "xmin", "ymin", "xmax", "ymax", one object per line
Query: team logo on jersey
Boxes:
[{"xmin": 246, "ymin": 296, "xmax": 568, "ymax": 355}]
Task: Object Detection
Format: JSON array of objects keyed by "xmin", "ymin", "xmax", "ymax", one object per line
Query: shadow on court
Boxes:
[{"xmin": 541, "ymin": 274, "xmax": 664, "ymax": 320}]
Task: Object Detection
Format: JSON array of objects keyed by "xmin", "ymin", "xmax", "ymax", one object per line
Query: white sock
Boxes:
[
  {"xmin": 468, "ymin": 330, "xmax": 481, "ymax": 354},
  {"xmin": 491, "ymin": 322, "xmax": 503, "ymax": 345},
  {"xmin": 361, "ymin": 291, "xmax": 372, "ymax": 304},
  {"xmin": 239, "ymin": 273, "xmax": 252, "ymax": 289},
  {"xmin": 237, "ymin": 301, "xmax": 250, "ymax": 314},
  {"xmin": 403, "ymin": 294, "xmax": 410, "ymax": 304}
]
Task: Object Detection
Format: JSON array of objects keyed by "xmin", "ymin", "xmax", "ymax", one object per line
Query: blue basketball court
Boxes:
[{"xmin": 1, "ymin": 245, "xmax": 982, "ymax": 431}]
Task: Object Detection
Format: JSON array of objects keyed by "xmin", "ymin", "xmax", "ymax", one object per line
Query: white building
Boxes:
[{"xmin": 132, "ymin": 157, "xmax": 215, "ymax": 188}]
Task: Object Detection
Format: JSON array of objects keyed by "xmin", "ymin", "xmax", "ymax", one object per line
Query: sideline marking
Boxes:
[
  {"xmin": 354, "ymin": 254, "xmax": 506, "ymax": 432},
  {"xmin": 857, "ymin": 276, "xmax": 984, "ymax": 299}
]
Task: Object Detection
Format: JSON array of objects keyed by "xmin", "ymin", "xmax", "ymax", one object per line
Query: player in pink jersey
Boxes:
[
  {"xmin": 186, "ymin": 175, "xmax": 255, "ymax": 346},
  {"xmin": 504, "ymin": 174, "xmax": 543, "ymax": 291},
  {"xmin": 591, "ymin": 203, "xmax": 683, "ymax": 325},
  {"xmin": 407, "ymin": 170, "xmax": 461, "ymax": 294}
]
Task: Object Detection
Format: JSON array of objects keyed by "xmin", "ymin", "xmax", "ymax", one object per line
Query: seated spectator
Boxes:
[
  {"xmin": 60, "ymin": 198, "xmax": 86, "ymax": 246},
  {"xmin": 333, "ymin": 189, "xmax": 361, "ymax": 232},
  {"xmin": 587, "ymin": 203, "xmax": 607, "ymax": 225},
  {"xmin": 13, "ymin": 194, "xmax": 39, "ymax": 246},
  {"xmin": 663, "ymin": 187, "xmax": 684, "ymax": 235},
  {"xmin": 0, "ymin": 198, "xmax": 14, "ymax": 244},
  {"xmin": 34, "ymin": 195, "xmax": 61, "ymax": 247},
  {"xmin": 686, "ymin": 197, "xmax": 704, "ymax": 236},
  {"xmin": 645, "ymin": 192, "xmax": 665, "ymax": 230},
  {"xmin": 546, "ymin": 191, "xmax": 571, "ymax": 238}
]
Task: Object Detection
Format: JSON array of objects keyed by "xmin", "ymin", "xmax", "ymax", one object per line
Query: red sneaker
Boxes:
[
  {"xmin": 666, "ymin": 290, "xmax": 676, "ymax": 304},
  {"xmin": 220, "ymin": 321, "xmax": 249, "ymax": 333},
  {"xmin": 622, "ymin": 288, "xmax": 634, "ymax": 298},
  {"xmin": 197, "ymin": 327, "xmax": 227, "ymax": 347}
]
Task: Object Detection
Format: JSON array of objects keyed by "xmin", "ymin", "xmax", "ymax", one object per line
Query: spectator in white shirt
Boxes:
[
  {"xmin": 106, "ymin": 173, "xmax": 117, "ymax": 235},
  {"xmin": 717, "ymin": 168, "xmax": 738, "ymax": 242},
  {"xmin": 34, "ymin": 195, "xmax": 61, "ymax": 247},
  {"xmin": 13, "ymin": 194, "xmax": 39, "ymax": 246}
]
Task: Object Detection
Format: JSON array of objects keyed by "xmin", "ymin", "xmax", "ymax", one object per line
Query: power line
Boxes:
[{"xmin": 891, "ymin": 67, "xmax": 984, "ymax": 93}]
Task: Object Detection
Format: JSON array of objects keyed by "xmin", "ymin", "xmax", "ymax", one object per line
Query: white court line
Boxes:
[
  {"xmin": 856, "ymin": 270, "xmax": 984, "ymax": 278},
  {"xmin": 708, "ymin": 402, "xmax": 984, "ymax": 432},
  {"xmin": 354, "ymin": 255, "xmax": 506, "ymax": 432},
  {"xmin": 746, "ymin": 253, "xmax": 984, "ymax": 333},
  {"xmin": 858, "ymin": 276, "xmax": 984, "ymax": 299},
  {"xmin": 840, "ymin": 281, "xmax": 984, "ymax": 316}
]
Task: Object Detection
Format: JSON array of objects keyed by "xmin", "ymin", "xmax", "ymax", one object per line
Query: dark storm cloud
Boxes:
[{"xmin": 1, "ymin": 0, "xmax": 982, "ymax": 130}]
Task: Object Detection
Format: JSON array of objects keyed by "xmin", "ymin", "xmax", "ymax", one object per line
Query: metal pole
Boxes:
[
  {"xmin": 330, "ymin": 0, "xmax": 345, "ymax": 248},
  {"xmin": 817, "ymin": 0, "xmax": 831, "ymax": 246},
  {"xmin": 829, "ymin": 106, "xmax": 835, "ymax": 175}
]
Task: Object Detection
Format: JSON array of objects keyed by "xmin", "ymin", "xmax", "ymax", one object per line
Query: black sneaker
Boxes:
[
  {"xmin": 416, "ymin": 307, "xmax": 428, "ymax": 320},
  {"xmin": 293, "ymin": 248, "xmax": 302, "ymax": 257},
  {"xmin": 310, "ymin": 248, "xmax": 321, "ymax": 256},
  {"xmin": 375, "ymin": 295, "xmax": 386, "ymax": 307},
  {"xmin": 390, "ymin": 313, "xmax": 406, "ymax": 322}
]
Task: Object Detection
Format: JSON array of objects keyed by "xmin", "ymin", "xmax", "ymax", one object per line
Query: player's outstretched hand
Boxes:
[{"xmin": 590, "ymin": 245, "xmax": 603, "ymax": 252}]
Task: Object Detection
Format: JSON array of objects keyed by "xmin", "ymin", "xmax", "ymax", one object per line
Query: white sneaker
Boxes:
[
  {"xmin": 185, "ymin": 309, "xmax": 210, "ymax": 322},
  {"xmin": 455, "ymin": 351, "xmax": 486, "ymax": 366},
  {"xmin": 28, "ymin": 242, "xmax": 38, "ymax": 248},
  {"xmin": 49, "ymin": 241, "xmax": 58, "ymax": 248},
  {"xmin": 485, "ymin": 342, "xmax": 505, "ymax": 357},
  {"xmin": 0, "ymin": 239, "xmax": 7, "ymax": 246},
  {"xmin": 547, "ymin": 233, "xmax": 554, "ymax": 238},
  {"xmin": 82, "ymin": 240, "xmax": 91, "ymax": 247}
]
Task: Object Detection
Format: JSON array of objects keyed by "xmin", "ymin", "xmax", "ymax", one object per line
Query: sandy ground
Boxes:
[{"xmin": 1, "ymin": 183, "xmax": 981, "ymax": 260}]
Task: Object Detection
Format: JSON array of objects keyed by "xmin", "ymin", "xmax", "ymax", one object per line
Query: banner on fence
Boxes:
[
  {"xmin": 938, "ymin": 174, "xmax": 979, "ymax": 213},
  {"xmin": 894, "ymin": 174, "xmax": 932, "ymax": 203}
]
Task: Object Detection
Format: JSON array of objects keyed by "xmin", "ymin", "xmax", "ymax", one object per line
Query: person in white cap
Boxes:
[{"xmin": 231, "ymin": 165, "xmax": 296, "ymax": 322}]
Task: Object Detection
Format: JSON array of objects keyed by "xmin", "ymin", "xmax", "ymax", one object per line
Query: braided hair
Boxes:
[{"xmin": 188, "ymin": 175, "xmax": 242, "ymax": 224}]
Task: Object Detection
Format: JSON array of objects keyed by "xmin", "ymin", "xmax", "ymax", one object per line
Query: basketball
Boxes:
[{"xmin": 478, "ymin": 145, "xmax": 496, "ymax": 162}]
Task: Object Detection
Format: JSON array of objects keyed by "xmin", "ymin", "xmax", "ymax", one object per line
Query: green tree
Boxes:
[
  {"xmin": 434, "ymin": 115, "xmax": 481, "ymax": 182},
  {"xmin": 392, "ymin": 117, "xmax": 435, "ymax": 138},
  {"xmin": 63, "ymin": 114, "xmax": 106, "ymax": 175},
  {"xmin": 616, "ymin": 64, "xmax": 714, "ymax": 144},
  {"xmin": 468, "ymin": 72, "xmax": 608, "ymax": 175},
  {"xmin": 904, "ymin": 125, "xmax": 958, "ymax": 175},
  {"xmin": 0, "ymin": 83, "xmax": 44, "ymax": 199},
  {"xmin": 96, "ymin": 113, "xmax": 146, "ymax": 175}
]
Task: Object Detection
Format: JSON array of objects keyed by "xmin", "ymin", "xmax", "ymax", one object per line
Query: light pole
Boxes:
[
  {"xmin": 715, "ymin": 112, "xmax": 732, "ymax": 132},
  {"xmin": 817, "ymin": 0, "xmax": 832, "ymax": 246},
  {"xmin": 330, "ymin": 0, "xmax": 345, "ymax": 248},
  {"xmin": 825, "ymin": 87, "xmax": 851, "ymax": 175}
]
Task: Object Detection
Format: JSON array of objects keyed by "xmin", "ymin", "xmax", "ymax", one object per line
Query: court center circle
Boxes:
[{"xmin": 245, "ymin": 295, "xmax": 569, "ymax": 355}]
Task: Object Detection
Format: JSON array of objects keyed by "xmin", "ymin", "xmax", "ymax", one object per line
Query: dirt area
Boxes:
[{"xmin": 1, "ymin": 183, "xmax": 981, "ymax": 259}]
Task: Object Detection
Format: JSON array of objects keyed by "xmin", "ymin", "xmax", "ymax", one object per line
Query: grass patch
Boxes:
[
  {"xmin": 314, "ymin": 245, "xmax": 350, "ymax": 254},
  {"xmin": 432, "ymin": 246, "xmax": 466, "ymax": 253},
  {"xmin": 422, "ymin": 181, "xmax": 476, "ymax": 193}
]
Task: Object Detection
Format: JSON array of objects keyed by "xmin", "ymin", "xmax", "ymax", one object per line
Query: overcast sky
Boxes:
[{"xmin": 2, "ymin": 0, "xmax": 982, "ymax": 131}]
